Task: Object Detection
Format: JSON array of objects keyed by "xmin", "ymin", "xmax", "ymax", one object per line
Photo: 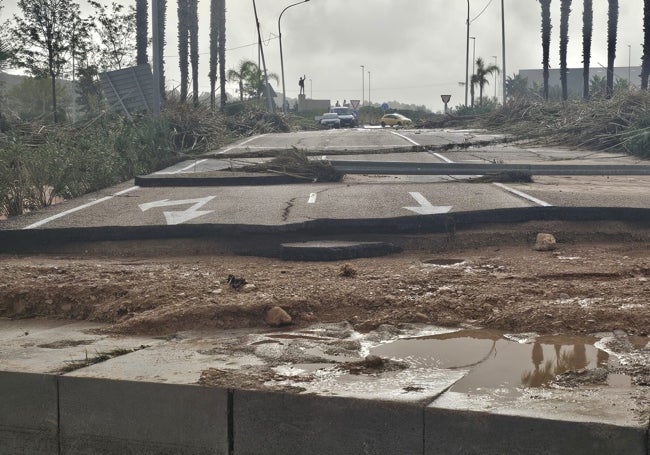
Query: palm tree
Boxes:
[
  {"xmin": 539, "ymin": 0, "xmax": 552, "ymax": 101},
  {"xmin": 136, "ymin": 0, "xmax": 148, "ymax": 65},
  {"xmin": 474, "ymin": 57, "xmax": 500, "ymax": 106},
  {"xmin": 227, "ymin": 60, "xmax": 257, "ymax": 102},
  {"xmin": 188, "ymin": 0, "xmax": 199, "ymax": 106},
  {"xmin": 505, "ymin": 73, "xmax": 529, "ymax": 101},
  {"xmin": 218, "ymin": 0, "xmax": 227, "ymax": 108},
  {"xmin": 582, "ymin": 0, "xmax": 593, "ymax": 99},
  {"xmin": 177, "ymin": 0, "xmax": 189, "ymax": 101},
  {"xmin": 641, "ymin": 0, "xmax": 650, "ymax": 90},
  {"xmin": 559, "ymin": 0, "xmax": 572, "ymax": 101},
  {"xmin": 157, "ymin": 0, "xmax": 167, "ymax": 100},
  {"xmin": 606, "ymin": 0, "xmax": 619, "ymax": 97},
  {"xmin": 209, "ymin": 0, "xmax": 218, "ymax": 110}
]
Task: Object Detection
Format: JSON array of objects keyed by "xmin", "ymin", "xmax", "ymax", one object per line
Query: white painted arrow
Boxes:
[
  {"xmin": 403, "ymin": 192, "xmax": 452, "ymax": 215},
  {"xmin": 139, "ymin": 196, "xmax": 216, "ymax": 225}
]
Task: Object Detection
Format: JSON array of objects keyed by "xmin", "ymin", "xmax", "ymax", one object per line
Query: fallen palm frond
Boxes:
[
  {"xmin": 483, "ymin": 91, "xmax": 650, "ymax": 158},
  {"xmin": 240, "ymin": 148, "xmax": 343, "ymax": 182}
]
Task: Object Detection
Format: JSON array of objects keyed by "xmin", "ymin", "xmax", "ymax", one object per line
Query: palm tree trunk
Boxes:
[
  {"xmin": 178, "ymin": 0, "xmax": 189, "ymax": 101},
  {"xmin": 158, "ymin": 0, "xmax": 167, "ymax": 100},
  {"xmin": 136, "ymin": 0, "xmax": 148, "ymax": 65},
  {"xmin": 209, "ymin": 0, "xmax": 218, "ymax": 110},
  {"xmin": 218, "ymin": 0, "xmax": 227, "ymax": 108},
  {"xmin": 540, "ymin": 0, "xmax": 552, "ymax": 101},
  {"xmin": 606, "ymin": 0, "xmax": 619, "ymax": 98},
  {"xmin": 189, "ymin": 0, "xmax": 199, "ymax": 106},
  {"xmin": 582, "ymin": 0, "xmax": 593, "ymax": 99},
  {"xmin": 560, "ymin": 0, "xmax": 572, "ymax": 101},
  {"xmin": 642, "ymin": 0, "xmax": 650, "ymax": 90}
]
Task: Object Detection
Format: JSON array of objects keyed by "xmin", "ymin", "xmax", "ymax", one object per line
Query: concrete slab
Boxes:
[
  {"xmin": 426, "ymin": 388, "xmax": 649, "ymax": 455},
  {"xmin": 68, "ymin": 330, "xmax": 265, "ymax": 384},
  {"xmin": 59, "ymin": 376, "xmax": 229, "ymax": 455},
  {"xmin": 0, "ymin": 371, "xmax": 59, "ymax": 455},
  {"xmin": 0, "ymin": 320, "xmax": 160, "ymax": 374},
  {"xmin": 233, "ymin": 389, "xmax": 424, "ymax": 455}
]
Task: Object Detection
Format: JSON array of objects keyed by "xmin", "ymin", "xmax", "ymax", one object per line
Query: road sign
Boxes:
[
  {"xmin": 381, "ymin": 102, "xmax": 390, "ymax": 112},
  {"xmin": 441, "ymin": 95, "xmax": 451, "ymax": 103},
  {"xmin": 350, "ymin": 99, "xmax": 360, "ymax": 109}
]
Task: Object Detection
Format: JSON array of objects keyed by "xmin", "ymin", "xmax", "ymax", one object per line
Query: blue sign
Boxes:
[{"xmin": 381, "ymin": 102, "xmax": 390, "ymax": 112}]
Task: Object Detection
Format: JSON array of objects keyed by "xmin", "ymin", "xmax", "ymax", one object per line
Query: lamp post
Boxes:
[
  {"xmin": 465, "ymin": 0, "xmax": 470, "ymax": 106},
  {"xmin": 470, "ymin": 36, "xmax": 476, "ymax": 76},
  {"xmin": 628, "ymin": 44, "xmax": 632, "ymax": 87},
  {"xmin": 309, "ymin": 78, "xmax": 312, "ymax": 98},
  {"xmin": 492, "ymin": 55, "xmax": 498, "ymax": 101},
  {"xmin": 279, "ymin": 0, "xmax": 310, "ymax": 113},
  {"xmin": 368, "ymin": 70, "xmax": 371, "ymax": 105},
  {"xmin": 361, "ymin": 64, "xmax": 365, "ymax": 106},
  {"xmin": 501, "ymin": 0, "xmax": 506, "ymax": 104}
]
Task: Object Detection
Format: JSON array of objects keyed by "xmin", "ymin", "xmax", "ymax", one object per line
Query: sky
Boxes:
[{"xmin": 1, "ymin": 0, "xmax": 647, "ymax": 112}]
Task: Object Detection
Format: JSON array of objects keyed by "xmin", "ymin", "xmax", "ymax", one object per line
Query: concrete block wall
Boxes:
[{"xmin": 0, "ymin": 371, "xmax": 648, "ymax": 454}]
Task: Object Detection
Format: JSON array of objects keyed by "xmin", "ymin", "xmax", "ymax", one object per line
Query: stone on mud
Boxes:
[
  {"xmin": 265, "ymin": 306, "xmax": 292, "ymax": 327},
  {"xmin": 534, "ymin": 233, "xmax": 557, "ymax": 251}
]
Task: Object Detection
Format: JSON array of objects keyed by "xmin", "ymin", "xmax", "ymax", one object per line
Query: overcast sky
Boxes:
[{"xmin": 2, "ymin": 1, "xmax": 646, "ymax": 111}]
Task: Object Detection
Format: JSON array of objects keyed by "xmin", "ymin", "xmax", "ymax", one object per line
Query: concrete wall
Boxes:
[
  {"xmin": 0, "ymin": 371, "xmax": 648, "ymax": 454},
  {"xmin": 297, "ymin": 94, "xmax": 330, "ymax": 113}
]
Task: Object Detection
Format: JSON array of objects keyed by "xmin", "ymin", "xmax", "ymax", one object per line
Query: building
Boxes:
[{"xmin": 518, "ymin": 66, "xmax": 642, "ymax": 96}]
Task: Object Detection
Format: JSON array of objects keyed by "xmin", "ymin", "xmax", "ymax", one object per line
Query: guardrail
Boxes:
[{"xmin": 329, "ymin": 160, "xmax": 650, "ymax": 176}]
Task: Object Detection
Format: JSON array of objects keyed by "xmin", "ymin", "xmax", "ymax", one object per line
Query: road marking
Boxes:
[
  {"xmin": 404, "ymin": 192, "xmax": 452, "ymax": 215},
  {"xmin": 217, "ymin": 134, "xmax": 266, "ymax": 154},
  {"xmin": 23, "ymin": 186, "xmax": 140, "ymax": 230},
  {"xmin": 390, "ymin": 131, "xmax": 420, "ymax": 146},
  {"xmin": 431, "ymin": 152, "xmax": 454, "ymax": 163},
  {"xmin": 308, "ymin": 193, "xmax": 317, "ymax": 204},
  {"xmin": 156, "ymin": 159, "xmax": 208, "ymax": 175},
  {"xmin": 139, "ymin": 196, "xmax": 216, "ymax": 225},
  {"xmin": 492, "ymin": 183, "xmax": 552, "ymax": 207}
]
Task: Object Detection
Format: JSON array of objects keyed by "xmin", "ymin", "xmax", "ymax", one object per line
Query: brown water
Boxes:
[{"xmin": 370, "ymin": 329, "xmax": 631, "ymax": 394}]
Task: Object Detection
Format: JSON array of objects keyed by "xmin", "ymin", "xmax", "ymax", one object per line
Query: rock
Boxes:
[
  {"xmin": 265, "ymin": 306, "xmax": 292, "ymax": 327},
  {"xmin": 363, "ymin": 355, "xmax": 384, "ymax": 368},
  {"xmin": 414, "ymin": 312, "xmax": 429, "ymax": 323},
  {"xmin": 534, "ymin": 233, "xmax": 557, "ymax": 251}
]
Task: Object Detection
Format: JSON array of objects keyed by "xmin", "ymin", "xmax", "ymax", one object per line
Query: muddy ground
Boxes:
[{"xmin": 1, "ymin": 221, "xmax": 650, "ymax": 387}]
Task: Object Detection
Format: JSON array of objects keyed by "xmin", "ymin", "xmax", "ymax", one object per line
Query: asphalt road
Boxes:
[{"xmin": 5, "ymin": 127, "xmax": 650, "ymax": 232}]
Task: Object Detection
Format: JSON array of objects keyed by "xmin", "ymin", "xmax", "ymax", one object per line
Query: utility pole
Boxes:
[
  {"xmin": 361, "ymin": 65, "xmax": 365, "ymax": 106},
  {"xmin": 253, "ymin": 0, "xmax": 273, "ymax": 111},
  {"xmin": 492, "ymin": 55, "xmax": 498, "ymax": 101}
]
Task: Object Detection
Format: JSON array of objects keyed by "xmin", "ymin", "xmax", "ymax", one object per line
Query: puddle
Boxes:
[{"xmin": 370, "ymin": 329, "xmax": 632, "ymax": 396}]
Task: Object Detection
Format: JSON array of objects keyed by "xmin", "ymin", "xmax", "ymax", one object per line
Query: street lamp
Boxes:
[
  {"xmin": 628, "ymin": 44, "xmax": 632, "ymax": 87},
  {"xmin": 465, "ymin": 0, "xmax": 469, "ymax": 106},
  {"xmin": 492, "ymin": 55, "xmax": 498, "ymax": 101},
  {"xmin": 279, "ymin": 0, "xmax": 310, "ymax": 113},
  {"xmin": 361, "ymin": 64, "xmax": 365, "ymax": 106},
  {"xmin": 368, "ymin": 70, "xmax": 371, "ymax": 105},
  {"xmin": 470, "ymin": 37, "xmax": 476, "ymax": 76}
]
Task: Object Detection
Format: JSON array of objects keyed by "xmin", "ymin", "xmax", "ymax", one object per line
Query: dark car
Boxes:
[{"xmin": 330, "ymin": 106, "xmax": 358, "ymax": 127}]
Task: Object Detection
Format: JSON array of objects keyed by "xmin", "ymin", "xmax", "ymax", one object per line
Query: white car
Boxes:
[{"xmin": 320, "ymin": 112, "xmax": 341, "ymax": 129}]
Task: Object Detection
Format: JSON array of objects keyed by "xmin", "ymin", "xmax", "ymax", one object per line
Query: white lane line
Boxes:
[
  {"xmin": 308, "ymin": 193, "xmax": 317, "ymax": 204},
  {"xmin": 492, "ymin": 183, "xmax": 553, "ymax": 207},
  {"xmin": 431, "ymin": 152, "xmax": 454, "ymax": 163},
  {"xmin": 390, "ymin": 131, "xmax": 420, "ymax": 146},
  {"xmin": 156, "ymin": 159, "xmax": 208, "ymax": 175},
  {"xmin": 23, "ymin": 186, "xmax": 140, "ymax": 229},
  {"xmin": 217, "ymin": 134, "xmax": 267, "ymax": 154}
]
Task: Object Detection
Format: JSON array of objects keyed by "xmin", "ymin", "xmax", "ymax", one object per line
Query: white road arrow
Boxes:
[
  {"xmin": 403, "ymin": 192, "xmax": 452, "ymax": 215},
  {"xmin": 139, "ymin": 196, "xmax": 216, "ymax": 225}
]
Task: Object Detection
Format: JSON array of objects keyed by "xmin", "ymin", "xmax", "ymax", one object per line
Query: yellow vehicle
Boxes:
[{"xmin": 380, "ymin": 113, "xmax": 412, "ymax": 127}]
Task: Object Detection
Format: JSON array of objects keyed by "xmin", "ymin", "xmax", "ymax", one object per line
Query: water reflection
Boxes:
[{"xmin": 369, "ymin": 330, "xmax": 622, "ymax": 395}]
